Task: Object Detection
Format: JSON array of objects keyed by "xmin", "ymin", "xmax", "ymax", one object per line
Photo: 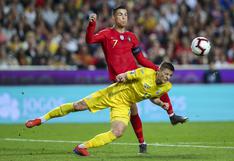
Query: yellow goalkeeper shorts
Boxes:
[{"xmin": 83, "ymin": 88, "xmax": 131, "ymax": 125}]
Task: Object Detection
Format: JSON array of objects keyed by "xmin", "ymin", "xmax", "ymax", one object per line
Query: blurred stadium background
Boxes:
[{"xmin": 0, "ymin": 0, "xmax": 234, "ymax": 160}]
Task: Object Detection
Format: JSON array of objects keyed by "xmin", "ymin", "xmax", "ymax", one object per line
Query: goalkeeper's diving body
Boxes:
[{"xmin": 25, "ymin": 62, "xmax": 188, "ymax": 156}]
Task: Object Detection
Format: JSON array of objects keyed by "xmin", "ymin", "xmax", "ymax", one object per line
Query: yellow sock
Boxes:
[
  {"xmin": 84, "ymin": 131, "xmax": 117, "ymax": 148},
  {"xmin": 43, "ymin": 103, "xmax": 75, "ymax": 121}
]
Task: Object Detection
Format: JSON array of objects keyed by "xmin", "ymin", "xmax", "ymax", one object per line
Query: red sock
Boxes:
[
  {"xmin": 130, "ymin": 114, "xmax": 144, "ymax": 144},
  {"xmin": 160, "ymin": 93, "xmax": 174, "ymax": 116}
]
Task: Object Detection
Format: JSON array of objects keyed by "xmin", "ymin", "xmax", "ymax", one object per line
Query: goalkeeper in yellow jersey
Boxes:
[{"xmin": 25, "ymin": 61, "xmax": 188, "ymax": 156}]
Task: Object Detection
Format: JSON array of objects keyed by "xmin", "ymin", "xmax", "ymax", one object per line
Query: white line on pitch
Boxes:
[{"xmin": 2, "ymin": 138, "xmax": 234, "ymax": 150}]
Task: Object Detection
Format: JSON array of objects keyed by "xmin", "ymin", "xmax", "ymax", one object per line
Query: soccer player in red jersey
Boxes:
[{"xmin": 86, "ymin": 5, "xmax": 187, "ymax": 153}]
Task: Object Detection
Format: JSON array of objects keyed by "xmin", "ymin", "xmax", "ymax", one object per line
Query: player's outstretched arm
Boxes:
[
  {"xmin": 135, "ymin": 52, "xmax": 159, "ymax": 71},
  {"xmin": 86, "ymin": 13, "xmax": 104, "ymax": 43},
  {"xmin": 116, "ymin": 68, "xmax": 148, "ymax": 82},
  {"xmin": 89, "ymin": 13, "xmax": 97, "ymax": 22},
  {"xmin": 150, "ymin": 97, "xmax": 169, "ymax": 111},
  {"xmin": 130, "ymin": 34, "xmax": 159, "ymax": 71},
  {"xmin": 86, "ymin": 13, "xmax": 96, "ymax": 43},
  {"xmin": 150, "ymin": 97, "xmax": 188, "ymax": 125},
  {"xmin": 160, "ymin": 92, "xmax": 174, "ymax": 115}
]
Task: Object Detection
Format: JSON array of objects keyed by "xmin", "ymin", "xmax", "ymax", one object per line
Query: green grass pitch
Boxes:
[{"xmin": 0, "ymin": 122, "xmax": 234, "ymax": 161}]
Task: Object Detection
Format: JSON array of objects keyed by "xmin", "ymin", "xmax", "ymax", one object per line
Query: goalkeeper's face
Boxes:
[
  {"xmin": 157, "ymin": 68, "xmax": 173, "ymax": 84},
  {"xmin": 113, "ymin": 9, "xmax": 128, "ymax": 28}
]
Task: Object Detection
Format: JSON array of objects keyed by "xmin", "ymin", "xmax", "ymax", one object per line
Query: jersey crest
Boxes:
[{"xmin": 120, "ymin": 35, "xmax": 124, "ymax": 40}]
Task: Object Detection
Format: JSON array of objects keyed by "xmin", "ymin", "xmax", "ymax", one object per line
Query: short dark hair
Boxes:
[
  {"xmin": 112, "ymin": 5, "xmax": 127, "ymax": 15},
  {"xmin": 160, "ymin": 61, "xmax": 175, "ymax": 72}
]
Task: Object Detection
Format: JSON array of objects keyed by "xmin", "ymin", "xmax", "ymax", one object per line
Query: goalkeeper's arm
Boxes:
[
  {"xmin": 116, "ymin": 67, "xmax": 150, "ymax": 82},
  {"xmin": 150, "ymin": 97, "xmax": 169, "ymax": 111}
]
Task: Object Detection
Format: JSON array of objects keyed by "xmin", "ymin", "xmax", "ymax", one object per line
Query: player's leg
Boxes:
[
  {"xmin": 160, "ymin": 93, "xmax": 188, "ymax": 125},
  {"xmin": 25, "ymin": 100, "xmax": 88, "ymax": 128},
  {"xmin": 85, "ymin": 120, "xmax": 126, "ymax": 148},
  {"xmin": 74, "ymin": 120, "xmax": 127, "ymax": 156},
  {"xmin": 160, "ymin": 93, "xmax": 174, "ymax": 116},
  {"xmin": 74, "ymin": 105, "xmax": 129, "ymax": 156},
  {"xmin": 130, "ymin": 103, "xmax": 147, "ymax": 153}
]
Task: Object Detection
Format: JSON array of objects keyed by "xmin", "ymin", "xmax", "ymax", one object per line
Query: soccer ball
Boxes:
[{"xmin": 191, "ymin": 37, "xmax": 211, "ymax": 56}]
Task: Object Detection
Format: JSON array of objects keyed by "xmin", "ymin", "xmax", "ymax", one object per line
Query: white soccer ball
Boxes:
[{"xmin": 191, "ymin": 37, "xmax": 211, "ymax": 56}]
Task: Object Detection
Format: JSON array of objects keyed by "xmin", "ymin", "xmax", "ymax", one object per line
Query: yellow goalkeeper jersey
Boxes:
[
  {"xmin": 84, "ymin": 67, "xmax": 172, "ymax": 124},
  {"xmin": 104, "ymin": 67, "xmax": 172, "ymax": 105}
]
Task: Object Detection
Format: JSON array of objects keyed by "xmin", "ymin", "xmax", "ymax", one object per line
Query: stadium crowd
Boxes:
[{"xmin": 0, "ymin": 0, "xmax": 233, "ymax": 69}]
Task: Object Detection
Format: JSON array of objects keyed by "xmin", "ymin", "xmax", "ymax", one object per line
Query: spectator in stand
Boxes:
[
  {"xmin": 203, "ymin": 61, "xmax": 222, "ymax": 83},
  {"xmin": 0, "ymin": 1, "xmax": 233, "ymax": 68}
]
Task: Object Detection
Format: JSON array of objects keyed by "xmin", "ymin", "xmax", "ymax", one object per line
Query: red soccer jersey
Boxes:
[{"xmin": 86, "ymin": 22, "xmax": 158, "ymax": 81}]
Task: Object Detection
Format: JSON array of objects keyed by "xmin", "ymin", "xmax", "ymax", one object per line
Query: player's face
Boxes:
[
  {"xmin": 157, "ymin": 68, "xmax": 173, "ymax": 84},
  {"xmin": 113, "ymin": 9, "xmax": 128, "ymax": 28}
]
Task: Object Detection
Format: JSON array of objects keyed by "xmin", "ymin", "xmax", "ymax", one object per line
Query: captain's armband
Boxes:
[{"xmin": 132, "ymin": 46, "xmax": 141, "ymax": 56}]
